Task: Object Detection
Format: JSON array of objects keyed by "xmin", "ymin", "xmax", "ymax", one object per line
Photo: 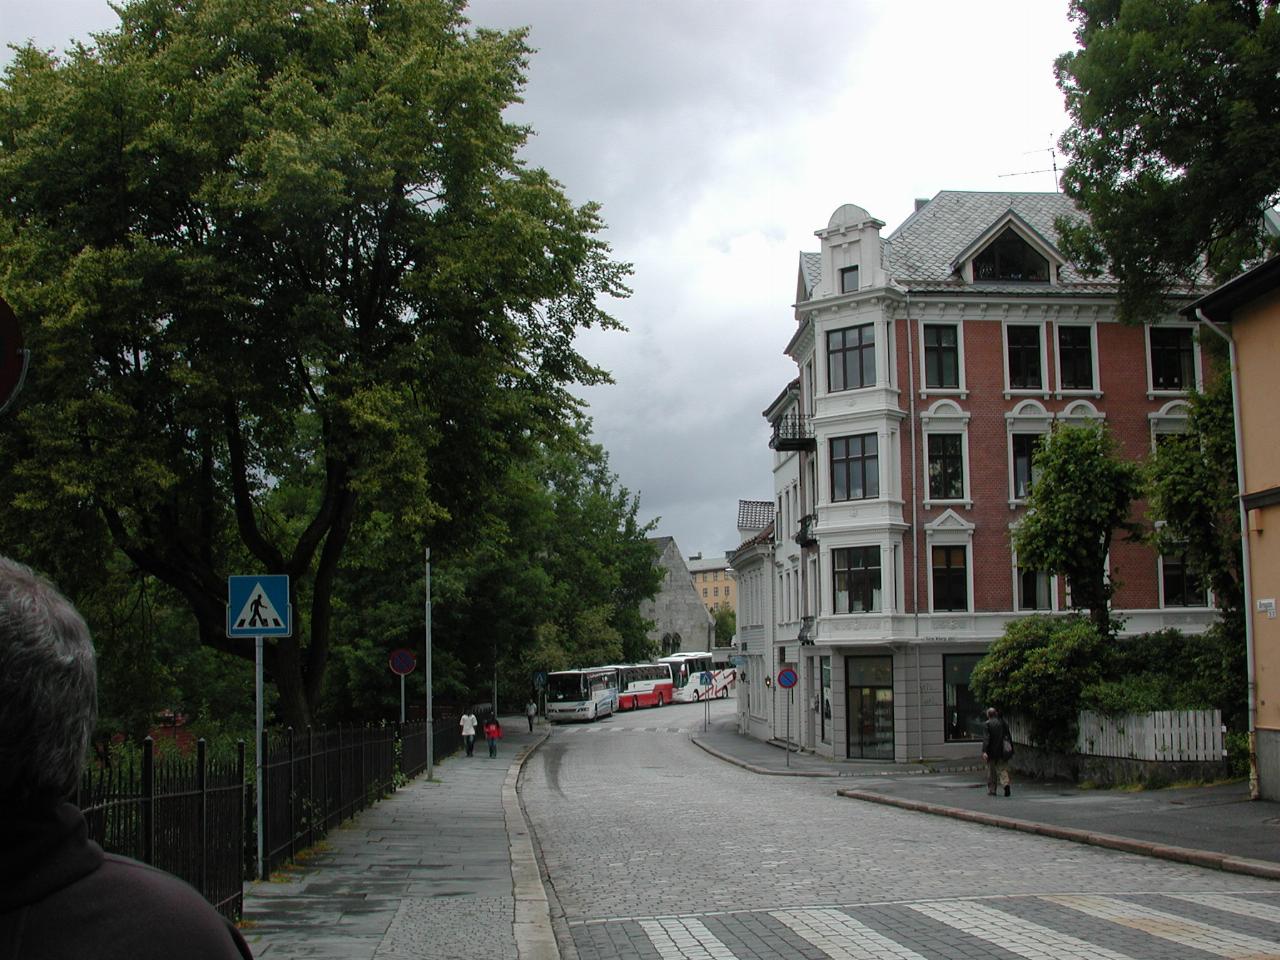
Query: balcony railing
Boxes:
[
  {"xmin": 795, "ymin": 513, "xmax": 818, "ymax": 546},
  {"xmin": 769, "ymin": 413, "xmax": 815, "ymax": 451}
]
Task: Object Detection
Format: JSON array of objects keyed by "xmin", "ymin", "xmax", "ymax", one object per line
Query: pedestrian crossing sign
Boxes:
[{"xmin": 226, "ymin": 575, "xmax": 291, "ymax": 638}]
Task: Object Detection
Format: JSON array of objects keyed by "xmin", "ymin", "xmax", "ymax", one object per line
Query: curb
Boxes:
[
  {"xmin": 504, "ymin": 731, "xmax": 559, "ymax": 960},
  {"xmin": 837, "ymin": 789, "xmax": 1280, "ymax": 881}
]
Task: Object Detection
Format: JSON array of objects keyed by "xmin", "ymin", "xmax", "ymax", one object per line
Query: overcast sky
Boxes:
[{"xmin": 2, "ymin": 0, "xmax": 1079, "ymax": 560}]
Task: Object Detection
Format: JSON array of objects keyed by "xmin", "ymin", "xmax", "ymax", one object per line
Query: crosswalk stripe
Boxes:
[
  {"xmin": 1165, "ymin": 892, "xmax": 1280, "ymax": 926},
  {"xmin": 638, "ymin": 917, "xmax": 740, "ymax": 960},
  {"xmin": 1045, "ymin": 894, "xmax": 1280, "ymax": 958},
  {"xmin": 770, "ymin": 907, "xmax": 930, "ymax": 960},
  {"xmin": 905, "ymin": 898, "xmax": 1135, "ymax": 960}
]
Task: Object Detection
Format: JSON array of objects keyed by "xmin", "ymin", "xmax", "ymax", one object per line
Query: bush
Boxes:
[{"xmin": 971, "ymin": 616, "xmax": 1108, "ymax": 753}]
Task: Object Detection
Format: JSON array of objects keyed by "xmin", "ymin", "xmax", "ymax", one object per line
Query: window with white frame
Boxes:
[
  {"xmin": 830, "ymin": 434, "xmax": 879, "ymax": 501},
  {"xmin": 840, "ymin": 265, "xmax": 860, "ymax": 294},
  {"xmin": 1006, "ymin": 400, "xmax": 1052, "ymax": 506},
  {"xmin": 928, "ymin": 434, "xmax": 965, "ymax": 501},
  {"xmin": 922, "ymin": 323, "xmax": 962, "ymax": 391},
  {"xmin": 1056, "ymin": 324, "xmax": 1097, "ymax": 393},
  {"xmin": 833, "ymin": 545, "xmax": 881, "ymax": 614},
  {"xmin": 1149, "ymin": 400, "xmax": 1190, "ymax": 450},
  {"xmin": 827, "ymin": 323, "xmax": 876, "ymax": 392},
  {"xmin": 1015, "ymin": 565, "xmax": 1053, "ymax": 611},
  {"xmin": 925, "ymin": 510, "xmax": 974, "ymax": 613},
  {"xmin": 1148, "ymin": 325, "xmax": 1197, "ymax": 393},
  {"xmin": 921, "ymin": 400, "xmax": 971, "ymax": 508},
  {"xmin": 973, "ymin": 227, "xmax": 1051, "ymax": 283},
  {"xmin": 1005, "ymin": 324, "xmax": 1044, "ymax": 391},
  {"xmin": 1160, "ymin": 551, "xmax": 1208, "ymax": 608}
]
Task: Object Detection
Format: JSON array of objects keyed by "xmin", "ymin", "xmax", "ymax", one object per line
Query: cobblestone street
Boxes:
[{"xmin": 522, "ymin": 700, "xmax": 1280, "ymax": 960}]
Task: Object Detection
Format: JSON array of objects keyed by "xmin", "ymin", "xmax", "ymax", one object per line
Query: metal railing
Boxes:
[{"xmin": 78, "ymin": 738, "xmax": 246, "ymax": 921}]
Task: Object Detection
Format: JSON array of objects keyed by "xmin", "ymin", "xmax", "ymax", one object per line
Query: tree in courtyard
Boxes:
[
  {"xmin": 713, "ymin": 606, "xmax": 736, "ymax": 647},
  {"xmin": 0, "ymin": 0, "xmax": 629, "ymax": 729},
  {"xmin": 1054, "ymin": 0, "xmax": 1280, "ymax": 321},
  {"xmin": 1011, "ymin": 423, "xmax": 1144, "ymax": 633},
  {"xmin": 1145, "ymin": 368, "xmax": 1243, "ymax": 618}
]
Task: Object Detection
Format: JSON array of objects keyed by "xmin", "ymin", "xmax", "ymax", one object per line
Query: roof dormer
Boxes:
[
  {"xmin": 812, "ymin": 203, "xmax": 888, "ymax": 297},
  {"xmin": 951, "ymin": 210, "xmax": 1066, "ymax": 285}
]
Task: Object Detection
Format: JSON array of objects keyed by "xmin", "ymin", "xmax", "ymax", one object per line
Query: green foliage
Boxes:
[
  {"xmin": 1011, "ymin": 423, "xmax": 1143, "ymax": 632},
  {"xmin": 0, "ymin": 0, "xmax": 631, "ymax": 728},
  {"xmin": 1055, "ymin": 0, "xmax": 1280, "ymax": 321},
  {"xmin": 1145, "ymin": 363, "xmax": 1244, "ymax": 618},
  {"xmin": 713, "ymin": 606, "xmax": 736, "ymax": 647},
  {"xmin": 971, "ymin": 616, "xmax": 1110, "ymax": 752}
]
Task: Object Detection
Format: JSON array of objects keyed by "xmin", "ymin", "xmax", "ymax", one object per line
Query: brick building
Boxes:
[{"xmin": 735, "ymin": 192, "xmax": 1217, "ymax": 762}]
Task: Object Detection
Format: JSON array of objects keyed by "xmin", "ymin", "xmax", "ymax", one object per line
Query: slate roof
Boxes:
[
  {"xmin": 799, "ymin": 252, "xmax": 822, "ymax": 300},
  {"xmin": 737, "ymin": 499, "xmax": 774, "ymax": 530},
  {"xmin": 883, "ymin": 190, "xmax": 1117, "ymax": 292}
]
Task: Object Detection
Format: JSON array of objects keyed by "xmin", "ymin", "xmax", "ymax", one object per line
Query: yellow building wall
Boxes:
[{"xmin": 1234, "ymin": 288, "xmax": 1280, "ymax": 735}]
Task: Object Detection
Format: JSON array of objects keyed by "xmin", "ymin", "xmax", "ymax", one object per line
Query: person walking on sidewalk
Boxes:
[
  {"xmin": 525, "ymin": 698, "xmax": 537, "ymax": 732},
  {"xmin": 982, "ymin": 707, "xmax": 1013, "ymax": 796},
  {"xmin": 484, "ymin": 717, "xmax": 502, "ymax": 758},
  {"xmin": 460, "ymin": 710, "xmax": 478, "ymax": 757}
]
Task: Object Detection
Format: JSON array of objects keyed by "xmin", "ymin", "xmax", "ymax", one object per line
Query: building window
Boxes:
[
  {"xmin": 973, "ymin": 228, "xmax": 1050, "ymax": 282},
  {"xmin": 928, "ymin": 433, "xmax": 965, "ymax": 501},
  {"xmin": 1150, "ymin": 327, "xmax": 1195, "ymax": 391},
  {"xmin": 1007, "ymin": 325, "xmax": 1042, "ymax": 390},
  {"xmin": 833, "ymin": 546, "xmax": 882, "ymax": 613},
  {"xmin": 1161, "ymin": 553, "xmax": 1207, "ymax": 607},
  {"xmin": 944, "ymin": 654, "xmax": 984, "ymax": 742},
  {"xmin": 1016, "ymin": 567, "xmax": 1052, "ymax": 611},
  {"xmin": 924, "ymin": 324, "xmax": 960, "ymax": 390},
  {"xmin": 840, "ymin": 265, "xmax": 859, "ymax": 294},
  {"xmin": 931, "ymin": 545, "xmax": 968, "ymax": 612},
  {"xmin": 1058, "ymin": 325, "xmax": 1094, "ymax": 391},
  {"xmin": 831, "ymin": 434, "xmax": 879, "ymax": 501},
  {"xmin": 1011, "ymin": 433, "xmax": 1042, "ymax": 500},
  {"xmin": 702, "ymin": 587, "xmax": 707, "ymax": 598},
  {"xmin": 828, "ymin": 323, "xmax": 875, "ymax": 392},
  {"xmin": 713, "ymin": 586, "xmax": 719, "ymax": 597}
]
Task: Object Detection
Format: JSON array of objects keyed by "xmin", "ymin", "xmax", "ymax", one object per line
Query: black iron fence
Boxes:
[
  {"xmin": 77, "ymin": 738, "xmax": 246, "ymax": 921},
  {"xmin": 400, "ymin": 719, "xmax": 463, "ymax": 780},
  {"xmin": 78, "ymin": 720, "xmax": 463, "ymax": 922}
]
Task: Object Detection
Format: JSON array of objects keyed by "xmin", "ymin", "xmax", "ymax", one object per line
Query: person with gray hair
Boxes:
[{"xmin": 0, "ymin": 555, "xmax": 253, "ymax": 959}]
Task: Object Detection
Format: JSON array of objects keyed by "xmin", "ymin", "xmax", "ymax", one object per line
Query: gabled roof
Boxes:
[
  {"xmin": 949, "ymin": 208, "xmax": 1067, "ymax": 274},
  {"xmin": 884, "ymin": 191, "xmax": 1118, "ymax": 293},
  {"xmin": 762, "ymin": 377, "xmax": 800, "ymax": 420},
  {"xmin": 737, "ymin": 499, "xmax": 774, "ymax": 530}
]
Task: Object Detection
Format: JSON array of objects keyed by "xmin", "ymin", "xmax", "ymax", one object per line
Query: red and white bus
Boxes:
[
  {"xmin": 612, "ymin": 662, "xmax": 675, "ymax": 711},
  {"xmin": 658, "ymin": 652, "xmax": 736, "ymax": 702}
]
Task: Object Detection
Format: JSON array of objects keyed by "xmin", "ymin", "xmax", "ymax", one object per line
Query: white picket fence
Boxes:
[{"xmin": 1008, "ymin": 709, "xmax": 1225, "ymax": 762}]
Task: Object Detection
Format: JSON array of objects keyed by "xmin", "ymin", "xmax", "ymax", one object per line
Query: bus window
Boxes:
[{"xmin": 547, "ymin": 673, "xmax": 584, "ymax": 702}]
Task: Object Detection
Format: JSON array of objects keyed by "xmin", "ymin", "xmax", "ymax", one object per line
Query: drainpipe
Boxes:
[
  {"xmin": 900, "ymin": 285, "xmax": 925, "ymax": 760},
  {"xmin": 1197, "ymin": 308, "xmax": 1258, "ymax": 801}
]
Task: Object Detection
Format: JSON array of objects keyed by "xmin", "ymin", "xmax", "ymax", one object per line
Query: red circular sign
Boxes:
[
  {"xmin": 388, "ymin": 648, "xmax": 417, "ymax": 676},
  {"xmin": 0, "ymin": 295, "xmax": 27, "ymax": 413},
  {"xmin": 777, "ymin": 668, "xmax": 798, "ymax": 689}
]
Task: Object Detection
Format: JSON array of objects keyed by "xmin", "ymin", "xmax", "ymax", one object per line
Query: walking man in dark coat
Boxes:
[{"xmin": 981, "ymin": 706, "xmax": 1013, "ymax": 797}]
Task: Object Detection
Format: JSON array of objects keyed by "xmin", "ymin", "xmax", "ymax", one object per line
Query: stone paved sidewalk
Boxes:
[{"xmin": 242, "ymin": 719, "xmax": 553, "ymax": 960}]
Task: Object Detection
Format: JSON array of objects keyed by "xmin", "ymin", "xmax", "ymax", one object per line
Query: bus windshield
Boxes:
[{"xmin": 547, "ymin": 673, "xmax": 585, "ymax": 702}]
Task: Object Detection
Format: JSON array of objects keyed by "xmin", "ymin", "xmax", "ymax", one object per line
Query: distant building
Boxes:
[
  {"xmin": 640, "ymin": 537, "xmax": 714, "ymax": 657},
  {"xmin": 1185, "ymin": 256, "xmax": 1280, "ymax": 800},
  {"xmin": 737, "ymin": 192, "xmax": 1216, "ymax": 763},
  {"xmin": 688, "ymin": 554, "xmax": 734, "ymax": 613}
]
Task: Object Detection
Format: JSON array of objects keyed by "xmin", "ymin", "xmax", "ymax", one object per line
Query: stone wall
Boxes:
[{"xmin": 1010, "ymin": 742, "xmax": 1229, "ymax": 787}]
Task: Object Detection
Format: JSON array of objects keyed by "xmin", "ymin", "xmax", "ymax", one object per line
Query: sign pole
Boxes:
[
  {"xmin": 255, "ymin": 635, "xmax": 264, "ymax": 879},
  {"xmin": 400, "ymin": 673, "xmax": 406, "ymax": 725},
  {"xmin": 425, "ymin": 548, "xmax": 433, "ymax": 781},
  {"xmin": 778, "ymin": 686, "xmax": 788, "ymax": 773}
]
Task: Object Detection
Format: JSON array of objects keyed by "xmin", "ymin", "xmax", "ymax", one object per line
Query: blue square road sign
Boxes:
[{"xmin": 227, "ymin": 575, "xmax": 292, "ymax": 638}]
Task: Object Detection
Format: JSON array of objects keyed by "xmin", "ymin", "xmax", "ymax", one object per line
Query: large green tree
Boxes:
[
  {"xmin": 1054, "ymin": 0, "xmax": 1280, "ymax": 321},
  {"xmin": 1011, "ymin": 423, "xmax": 1143, "ymax": 632},
  {"xmin": 0, "ymin": 0, "xmax": 629, "ymax": 728}
]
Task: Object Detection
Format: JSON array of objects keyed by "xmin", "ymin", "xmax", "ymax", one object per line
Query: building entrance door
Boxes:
[{"xmin": 846, "ymin": 655, "xmax": 893, "ymax": 760}]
